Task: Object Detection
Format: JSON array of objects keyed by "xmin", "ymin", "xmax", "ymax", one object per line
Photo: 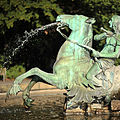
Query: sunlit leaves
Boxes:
[{"xmin": 0, "ymin": 0, "xmax": 63, "ymax": 33}]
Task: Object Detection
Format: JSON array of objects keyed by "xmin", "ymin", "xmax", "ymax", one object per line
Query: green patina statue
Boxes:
[
  {"xmin": 6, "ymin": 15, "xmax": 120, "ymax": 111},
  {"xmin": 86, "ymin": 15, "xmax": 120, "ymax": 82}
]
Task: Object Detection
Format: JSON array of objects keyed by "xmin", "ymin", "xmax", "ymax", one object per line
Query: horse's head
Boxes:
[{"xmin": 56, "ymin": 14, "xmax": 96, "ymax": 31}]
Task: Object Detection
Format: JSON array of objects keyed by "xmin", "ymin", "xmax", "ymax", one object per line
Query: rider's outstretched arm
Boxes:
[
  {"xmin": 93, "ymin": 46, "xmax": 120, "ymax": 58},
  {"xmin": 100, "ymin": 46, "xmax": 120, "ymax": 58}
]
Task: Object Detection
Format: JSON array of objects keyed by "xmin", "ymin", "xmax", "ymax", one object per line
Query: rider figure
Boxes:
[{"xmin": 86, "ymin": 15, "xmax": 120, "ymax": 86}]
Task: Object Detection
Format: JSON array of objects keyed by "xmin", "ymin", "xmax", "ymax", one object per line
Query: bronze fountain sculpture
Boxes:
[{"xmin": 6, "ymin": 14, "xmax": 120, "ymax": 113}]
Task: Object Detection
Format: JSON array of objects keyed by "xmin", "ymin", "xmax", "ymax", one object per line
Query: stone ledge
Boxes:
[
  {"xmin": 65, "ymin": 101, "xmax": 120, "ymax": 115},
  {"xmin": 111, "ymin": 100, "xmax": 120, "ymax": 111},
  {"xmin": 0, "ymin": 79, "xmax": 57, "ymax": 93}
]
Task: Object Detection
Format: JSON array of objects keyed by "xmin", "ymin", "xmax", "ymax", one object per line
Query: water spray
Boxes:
[{"xmin": 3, "ymin": 22, "xmax": 60, "ymax": 68}]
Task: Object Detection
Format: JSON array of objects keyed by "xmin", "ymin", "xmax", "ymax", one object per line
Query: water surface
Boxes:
[{"xmin": 0, "ymin": 95, "xmax": 119, "ymax": 120}]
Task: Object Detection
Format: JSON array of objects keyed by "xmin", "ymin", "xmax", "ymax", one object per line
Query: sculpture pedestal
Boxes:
[
  {"xmin": 64, "ymin": 100, "xmax": 120, "ymax": 115},
  {"xmin": 64, "ymin": 103, "xmax": 110, "ymax": 115},
  {"xmin": 87, "ymin": 103, "xmax": 110, "ymax": 115},
  {"xmin": 65, "ymin": 108, "xmax": 85, "ymax": 115},
  {"xmin": 111, "ymin": 100, "xmax": 120, "ymax": 116}
]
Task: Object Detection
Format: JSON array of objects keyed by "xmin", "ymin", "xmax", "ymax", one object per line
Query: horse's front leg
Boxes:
[
  {"xmin": 6, "ymin": 68, "xmax": 38, "ymax": 98},
  {"xmin": 6, "ymin": 67, "xmax": 58, "ymax": 100},
  {"xmin": 22, "ymin": 76, "xmax": 40, "ymax": 108}
]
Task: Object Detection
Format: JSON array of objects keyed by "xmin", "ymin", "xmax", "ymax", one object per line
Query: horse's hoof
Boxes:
[
  {"xmin": 66, "ymin": 102, "xmax": 78, "ymax": 110},
  {"xmin": 23, "ymin": 98, "xmax": 34, "ymax": 108}
]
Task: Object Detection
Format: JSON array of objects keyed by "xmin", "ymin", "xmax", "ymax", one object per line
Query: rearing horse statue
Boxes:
[
  {"xmin": 7, "ymin": 15, "xmax": 96, "ymax": 108},
  {"xmin": 7, "ymin": 15, "xmax": 120, "ymax": 111}
]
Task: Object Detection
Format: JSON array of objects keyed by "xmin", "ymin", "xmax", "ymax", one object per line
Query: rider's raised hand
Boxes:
[{"xmin": 101, "ymin": 27, "xmax": 113, "ymax": 36}]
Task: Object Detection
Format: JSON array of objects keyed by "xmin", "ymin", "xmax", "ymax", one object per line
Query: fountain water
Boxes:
[{"xmin": 3, "ymin": 22, "xmax": 59, "ymax": 68}]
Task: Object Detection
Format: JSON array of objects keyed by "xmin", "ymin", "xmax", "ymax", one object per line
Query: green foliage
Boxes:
[
  {"xmin": 0, "ymin": 54, "xmax": 26, "ymax": 79},
  {"xmin": 0, "ymin": 0, "xmax": 63, "ymax": 33},
  {"xmin": 6, "ymin": 65, "xmax": 26, "ymax": 79},
  {"xmin": 0, "ymin": 55, "xmax": 5, "ymax": 68},
  {"xmin": 115, "ymin": 58, "xmax": 120, "ymax": 66}
]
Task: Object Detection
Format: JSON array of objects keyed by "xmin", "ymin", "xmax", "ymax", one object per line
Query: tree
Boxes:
[{"xmin": 0, "ymin": 0, "xmax": 63, "ymax": 34}]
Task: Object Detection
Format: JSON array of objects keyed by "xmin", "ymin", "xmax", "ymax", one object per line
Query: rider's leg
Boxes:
[
  {"xmin": 86, "ymin": 62, "xmax": 102, "ymax": 86},
  {"xmin": 22, "ymin": 76, "xmax": 40, "ymax": 108},
  {"xmin": 78, "ymin": 62, "xmax": 101, "ymax": 88}
]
